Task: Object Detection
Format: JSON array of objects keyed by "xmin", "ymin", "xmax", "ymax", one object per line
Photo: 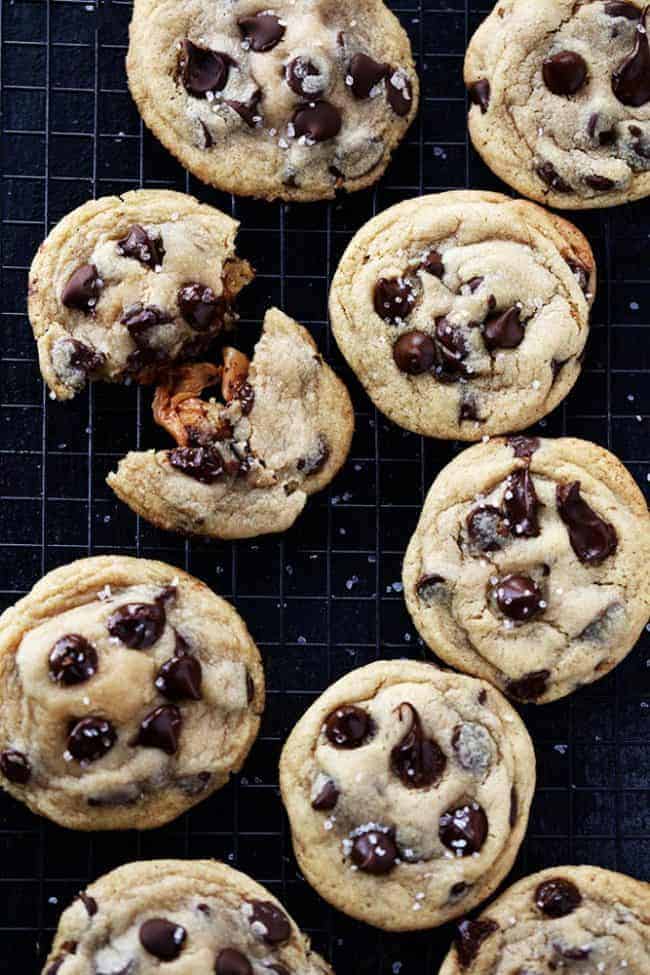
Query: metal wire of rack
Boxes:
[{"xmin": 1, "ymin": 0, "xmax": 650, "ymax": 972}]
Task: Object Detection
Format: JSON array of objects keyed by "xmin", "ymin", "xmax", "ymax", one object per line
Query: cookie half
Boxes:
[
  {"xmin": 126, "ymin": 0, "xmax": 418, "ymax": 201},
  {"xmin": 439, "ymin": 865, "xmax": 650, "ymax": 973},
  {"xmin": 43, "ymin": 859, "xmax": 332, "ymax": 975},
  {"xmin": 403, "ymin": 436, "xmax": 650, "ymax": 704},
  {"xmin": 329, "ymin": 191, "xmax": 594, "ymax": 440},
  {"xmin": 0, "ymin": 556, "xmax": 264, "ymax": 830},
  {"xmin": 28, "ymin": 189, "xmax": 252, "ymax": 400},
  {"xmin": 279, "ymin": 659, "xmax": 535, "ymax": 931},
  {"xmin": 465, "ymin": 0, "xmax": 650, "ymax": 208},
  {"xmin": 108, "ymin": 307, "xmax": 354, "ymax": 539}
]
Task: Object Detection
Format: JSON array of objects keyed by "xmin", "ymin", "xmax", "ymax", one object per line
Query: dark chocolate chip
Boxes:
[
  {"xmin": 536, "ymin": 161, "xmax": 572, "ymax": 193},
  {"xmin": 416, "ymin": 574, "xmax": 445, "ymax": 604},
  {"xmin": 459, "ymin": 394, "xmax": 480, "ymax": 423},
  {"xmin": 483, "ymin": 306, "xmax": 525, "ymax": 351},
  {"xmin": 116, "ymin": 225, "xmax": 164, "ymax": 269},
  {"xmin": 493, "ymin": 573, "xmax": 544, "ymax": 622},
  {"xmin": 48, "ymin": 634, "xmax": 98, "ymax": 686},
  {"xmin": 542, "ymin": 50, "xmax": 588, "ymax": 95},
  {"xmin": 292, "ymin": 100, "xmax": 342, "ymax": 142},
  {"xmin": 587, "ymin": 111, "xmax": 616, "ymax": 144},
  {"xmin": 503, "ymin": 468, "xmax": 540, "ymax": 537},
  {"xmin": 434, "ymin": 317, "xmax": 468, "ymax": 380},
  {"xmin": 508, "ymin": 435, "xmax": 540, "ymax": 459},
  {"xmin": 297, "ymin": 434, "xmax": 330, "ymax": 475},
  {"xmin": 121, "ymin": 303, "xmax": 170, "ymax": 338},
  {"xmin": 557, "ymin": 481, "xmax": 617, "ymax": 564},
  {"xmin": 467, "ymin": 505, "xmax": 508, "ymax": 552},
  {"xmin": 63, "ymin": 339, "xmax": 105, "ymax": 376},
  {"xmin": 61, "ymin": 264, "xmax": 102, "ymax": 312},
  {"xmin": 247, "ymin": 900, "xmax": 291, "ymax": 944},
  {"xmin": 200, "ymin": 120, "xmax": 213, "ymax": 148},
  {"xmin": 325, "ymin": 705, "xmax": 372, "ymax": 748},
  {"xmin": 393, "ymin": 330, "xmax": 436, "ymax": 375},
  {"xmin": 373, "ymin": 276, "xmax": 417, "ymax": 321},
  {"xmin": 466, "ymin": 276, "xmax": 484, "ymax": 293},
  {"xmin": 348, "ymin": 52, "xmax": 388, "ymax": 98},
  {"xmin": 509, "ymin": 785, "xmax": 518, "ymax": 827},
  {"xmin": 286, "ymin": 57, "xmax": 325, "ymax": 97},
  {"xmin": 226, "ymin": 90, "xmax": 263, "ymax": 128},
  {"xmin": 107, "ymin": 602, "xmax": 165, "ymax": 650},
  {"xmin": 350, "ymin": 828, "xmax": 398, "ymax": 874},
  {"xmin": 180, "ymin": 40, "xmax": 234, "ymax": 96},
  {"xmin": 78, "ymin": 891, "xmax": 98, "ymax": 917},
  {"xmin": 216, "ymin": 948, "xmax": 253, "ymax": 975},
  {"xmin": 478, "ymin": 688, "xmax": 487, "ymax": 706},
  {"xmin": 386, "ymin": 69, "xmax": 412, "ymax": 115},
  {"xmin": 455, "ymin": 918, "xmax": 499, "ymax": 969},
  {"xmin": 169, "ymin": 444, "xmax": 231, "ymax": 484},
  {"xmin": 132, "ymin": 705, "xmax": 181, "ymax": 755},
  {"xmin": 67, "ymin": 717, "xmax": 116, "ymax": 763},
  {"xmin": 605, "ymin": 1, "xmax": 641, "ymax": 18},
  {"xmin": 468, "ymin": 78, "xmax": 490, "ymax": 112},
  {"xmin": 246, "ymin": 671, "xmax": 255, "ymax": 703},
  {"xmin": 421, "ymin": 250, "xmax": 444, "ymax": 277},
  {"xmin": 238, "ymin": 13, "xmax": 285, "ymax": 52},
  {"xmin": 312, "ymin": 777, "xmax": 339, "ymax": 810},
  {"xmin": 612, "ymin": 9, "xmax": 650, "ymax": 105},
  {"xmin": 155, "ymin": 654, "xmax": 202, "ymax": 701},
  {"xmin": 390, "ymin": 702, "xmax": 446, "ymax": 788},
  {"xmin": 439, "ymin": 802, "xmax": 488, "ymax": 855},
  {"xmin": 139, "ymin": 918, "xmax": 186, "ymax": 960},
  {"xmin": 535, "ymin": 877, "xmax": 582, "ymax": 917},
  {"xmin": 585, "ymin": 174, "xmax": 616, "ymax": 190},
  {"xmin": 0, "ymin": 749, "xmax": 31, "ymax": 784},
  {"xmin": 177, "ymin": 282, "xmax": 225, "ymax": 332},
  {"xmin": 507, "ymin": 669, "xmax": 550, "ymax": 701},
  {"xmin": 553, "ymin": 942, "xmax": 591, "ymax": 960}
]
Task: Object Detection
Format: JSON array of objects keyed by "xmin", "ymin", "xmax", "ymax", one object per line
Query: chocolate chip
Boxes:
[
  {"xmin": 439, "ymin": 801, "xmax": 488, "ymax": 855},
  {"xmin": 557, "ymin": 481, "xmax": 617, "ymax": 564},
  {"xmin": 297, "ymin": 434, "xmax": 330, "ymax": 475},
  {"xmin": 605, "ymin": 1, "xmax": 641, "ymax": 18},
  {"xmin": 455, "ymin": 918, "xmax": 499, "ymax": 969},
  {"xmin": 450, "ymin": 881, "xmax": 469, "ymax": 901},
  {"xmin": 61, "ymin": 339, "xmax": 105, "ymax": 376},
  {"xmin": 386, "ymin": 70, "xmax": 412, "ymax": 115},
  {"xmin": 350, "ymin": 828, "xmax": 398, "ymax": 874},
  {"xmin": 612, "ymin": 9, "xmax": 650, "ymax": 105},
  {"xmin": 311, "ymin": 777, "xmax": 339, "ymax": 810},
  {"xmin": 536, "ymin": 161, "xmax": 572, "ymax": 193},
  {"xmin": 393, "ymin": 330, "xmax": 436, "ymax": 374},
  {"xmin": 286, "ymin": 57, "xmax": 325, "ymax": 97},
  {"xmin": 535, "ymin": 877, "xmax": 582, "ymax": 918},
  {"xmin": 226, "ymin": 90, "xmax": 263, "ymax": 128},
  {"xmin": 467, "ymin": 505, "xmax": 508, "ymax": 552},
  {"xmin": 292, "ymin": 100, "xmax": 342, "ymax": 142},
  {"xmin": 585, "ymin": 174, "xmax": 616, "ymax": 190},
  {"xmin": 0, "ymin": 749, "xmax": 31, "ymax": 784},
  {"xmin": 247, "ymin": 901, "xmax": 291, "ymax": 944},
  {"xmin": 452, "ymin": 723, "xmax": 493, "ymax": 775},
  {"xmin": 176, "ymin": 771, "xmax": 211, "ymax": 795},
  {"xmin": 238, "ymin": 13, "xmax": 285, "ymax": 52},
  {"xmin": 421, "ymin": 250, "xmax": 444, "ymax": 277},
  {"xmin": 348, "ymin": 52, "xmax": 388, "ymax": 98},
  {"xmin": 391, "ymin": 702, "xmax": 446, "ymax": 788},
  {"xmin": 87, "ymin": 788, "xmax": 139, "ymax": 808},
  {"xmin": 373, "ymin": 276, "xmax": 417, "ymax": 321},
  {"xmin": 48, "ymin": 634, "xmax": 98, "ymax": 687},
  {"xmin": 179, "ymin": 40, "xmax": 234, "ymax": 96},
  {"xmin": 493, "ymin": 573, "xmax": 544, "ymax": 622},
  {"xmin": 483, "ymin": 306, "xmax": 525, "ymax": 351},
  {"xmin": 504, "ymin": 468, "xmax": 540, "ymax": 537},
  {"xmin": 132, "ymin": 705, "xmax": 181, "ymax": 755},
  {"xmin": 107, "ymin": 601, "xmax": 165, "ymax": 649},
  {"xmin": 140, "ymin": 918, "xmax": 186, "ymax": 960},
  {"xmin": 246, "ymin": 671, "xmax": 255, "ymax": 703},
  {"xmin": 67, "ymin": 717, "xmax": 116, "ymax": 763},
  {"xmin": 553, "ymin": 942, "xmax": 591, "ymax": 960},
  {"xmin": 61, "ymin": 264, "xmax": 102, "ymax": 312},
  {"xmin": 478, "ymin": 688, "xmax": 487, "ymax": 706},
  {"xmin": 155, "ymin": 654, "xmax": 202, "ymax": 701},
  {"xmin": 78, "ymin": 891, "xmax": 97, "ymax": 917},
  {"xmin": 200, "ymin": 120, "xmax": 213, "ymax": 148},
  {"xmin": 416, "ymin": 574, "xmax": 445, "ymax": 604},
  {"xmin": 169, "ymin": 444, "xmax": 231, "ymax": 483},
  {"xmin": 509, "ymin": 786, "xmax": 518, "ymax": 827},
  {"xmin": 460, "ymin": 394, "xmax": 480, "ymax": 423},
  {"xmin": 542, "ymin": 50, "xmax": 588, "ymax": 95},
  {"xmin": 216, "ymin": 949, "xmax": 253, "ymax": 975},
  {"xmin": 325, "ymin": 705, "xmax": 372, "ymax": 748},
  {"xmin": 116, "ymin": 225, "xmax": 164, "ymax": 269},
  {"xmin": 507, "ymin": 669, "xmax": 550, "ymax": 701},
  {"xmin": 178, "ymin": 282, "xmax": 225, "ymax": 332},
  {"xmin": 508, "ymin": 435, "xmax": 540, "ymax": 459},
  {"xmin": 468, "ymin": 78, "xmax": 490, "ymax": 112},
  {"xmin": 121, "ymin": 303, "xmax": 170, "ymax": 338},
  {"xmin": 434, "ymin": 317, "xmax": 468, "ymax": 380}
]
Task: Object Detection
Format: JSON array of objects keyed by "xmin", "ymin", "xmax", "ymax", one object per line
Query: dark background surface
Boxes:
[{"xmin": 2, "ymin": 0, "xmax": 650, "ymax": 971}]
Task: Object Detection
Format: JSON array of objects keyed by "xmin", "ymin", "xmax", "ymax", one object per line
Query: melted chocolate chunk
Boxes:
[
  {"xmin": 297, "ymin": 434, "xmax": 330, "ymax": 475},
  {"xmin": 393, "ymin": 330, "xmax": 436, "ymax": 374},
  {"xmin": 132, "ymin": 705, "xmax": 181, "ymax": 755},
  {"xmin": 247, "ymin": 901, "xmax": 291, "ymax": 944},
  {"xmin": 542, "ymin": 50, "xmax": 588, "ymax": 95},
  {"xmin": 0, "ymin": 749, "xmax": 31, "ymax": 784},
  {"xmin": 612, "ymin": 9, "xmax": 650, "ymax": 106},
  {"xmin": 238, "ymin": 12, "xmax": 285, "ymax": 52},
  {"xmin": 386, "ymin": 70, "xmax": 412, "ymax": 115},
  {"xmin": 121, "ymin": 304, "xmax": 170, "ymax": 338},
  {"xmin": 503, "ymin": 468, "xmax": 540, "ymax": 537},
  {"xmin": 348, "ymin": 52, "xmax": 388, "ymax": 98},
  {"xmin": 116, "ymin": 225, "xmax": 164, "ymax": 269},
  {"xmin": 312, "ymin": 777, "xmax": 339, "ymax": 810},
  {"xmin": 169, "ymin": 444, "xmax": 231, "ymax": 484},
  {"xmin": 62, "ymin": 339, "xmax": 105, "ymax": 376},
  {"xmin": 292, "ymin": 101, "xmax": 342, "ymax": 142},
  {"xmin": 507, "ymin": 669, "xmax": 550, "ymax": 701},
  {"xmin": 509, "ymin": 785, "xmax": 518, "ymax": 827},
  {"xmin": 416, "ymin": 574, "xmax": 445, "ymax": 604},
  {"xmin": 180, "ymin": 40, "xmax": 233, "ymax": 96},
  {"xmin": 535, "ymin": 877, "xmax": 582, "ymax": 917},
  {"xmin": 455, "ymin": 918, "xmax": 499, "ymax": 969},
  {"xmin": 439, "ymin": 802, "xmax": 488, "ymax": 855},
  {"xmin": 61, "ymin": 264, "xmax": 102, "ymax": 312},
  {"xmin": 325, "ymin": 705, "xmax": 372, "ymax": 748},
  {"xmin": 467, "ymin": 505, "xmax": 508, "ymax": 552},
  {"xmin": 216, "ymin": 949, "xmax": 253, "ymax": 975},
  {"xmin": 483, "ymin": 306, "xmax": 525, "ymax": 351},
  {"xmin": 49, "ymin": 634, "xmax": 98, "ymax": 686},
  {"xmin": 605, "ymin": 1, "xmax": 641, "ymax": 18},
  {"xmin": 469, "ymin": 78, "xmax": 490, "ymax": 112},
  {"xmin": 536, "ymin": 161, "xmax": 572, "ymax": 193},
  {"xmin": 390, "ymin": 702, "xmax": 446, "ymax": 788},
  {"xmin": 140, "ymin": 918, "xmax": 186, "ymax": 960},
  {"xmin": 508, "ymin": 435, "xmax": 540, "ymax": 459},
  {"xmin": 226, "ymin": 90, "xmax": 263, "ymax": 128},
  {"xmin": 107, "ymin": 601, "xmax": 165, "ymax": 650},
  {"xmin": 553, "ymin": 942, "xmax": 591, "ymax": 960},
  {"xmin": 67, "ymin": 717, "xmax": 116, "ymax": 763},
  {"xmin": 585, "ymin": 174, "xmax": 616, "ymax": 191},
  {"xmin": 373, "ymin": 276, "xmax": 416, "ymax": 321},
  {"xmin": 155, "ymin": 654, "xmax": 202, "ymax": 701},
  {"xmin": 460, "ymin": 394, "xmax": 480, "ymax": 423},
  {"xmin": 493, "ymin": 573, "xmax": 544, "ymax": 622},
  {"xmin": 177, "ymin": 282, "xmax": 225, "ymax": 332},
  {"xmin": 286, "ymin": 57, "xmax": 325, "ymax": 97},
  {"xmin": 434, "ymin": 317, "xmax": 468, "ymax": 380},
  {"xmin": 350, "ymin": 828, "xmax": 398, "ymax": 874},
  {"xmin": 421, "ymin": 249, "xmax": 444, "ymax": 277},
  {"xmin": 556, "ymin": 481, "xmax": 617, "ymax": 564},
  {"xmin": 78, "ymin": 891, "xmax": 97, "ymax": 916},
  {"xmin": 466, "ymin": 276, "xmax": 484, "ymax": 293}
]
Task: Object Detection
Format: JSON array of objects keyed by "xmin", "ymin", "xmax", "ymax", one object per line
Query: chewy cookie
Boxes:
[
  {"xmin": 279, "ymin": 660, "xmax": 535, "ymax": 931},
  {"xmin": 329, "ymin": 191, "xmax": 595, "ymax": 440},
  {"xmin": 0, "ymin": 556, "xmax": 264, "ymax": 830},
  {"xmin": 108, "ymin": 307, "xmax": 354, "ymax": 539},
  {"xmin": 126, "ymin": 0, "xmax": 418, "ymax": 201},
  {"xmin": 403, "ymin": 436, "xmax": 650, "ymax": 704},
  {"xmin": 43, "ymin": 859, "xmax": 332, "ymax": 975},
  {"xmin": 439, "ymin": 865, "xmax": 650, "ymax": 973},
  {"xmin": 29, "ymin": 190, "xmax": 252, "ymax": 400},
  {"xmin": 465, "ymin": 0, "xmax": 650, "ymax": 208}
]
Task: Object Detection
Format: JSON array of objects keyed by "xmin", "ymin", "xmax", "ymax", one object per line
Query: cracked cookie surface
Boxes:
[
  {"xmin": 107, "ymin": 307, "xmax": 354, "ymax": 539},
  {"xmin": 439, "ymin": 865, "xmax": 650, "ymax": 974},
  {"xmin": 0, "ymin": 556, "xmax": 264, "ymax": 830},
  {"xmin": 279, "ymin": 659, "xmax": 535, "ymax": 931},
  {"xmin": 465, "ymin": 0, "xmax": 650, "ymax": 208},
  {"xmin": 28, "ymin": 190, "xmax": 252, "ymax": 400},
  {"xmin": 329, "ymin": 191, "xmax": 595, "ymax": 440},
  {"xmin": 403, "ymin": 436, "xmax": 650, "ymax": 704},
  {"xmin": 43, "ymin": 859, "xmax": 332, "ymax": 975}
]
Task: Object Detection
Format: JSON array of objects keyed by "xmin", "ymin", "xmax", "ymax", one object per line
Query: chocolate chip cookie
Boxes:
[
  {"xmin": 403, "ymin": 436, "xmax": 650, "ymax": 704},
  {"xmin": 0, "ymin": 556, "xmax": 264, "ymax": 830},
  {"xmin": 465, "ymin": 0, "xmax": 650, "ymax": 208},
  {"xmin": 28, "ymin": 190, "xmax": 252, "ymax": 400},
  {"xmin": 279, "ymin": 659, "xmax": 535, "ymax": 931},
  {"xmin": 108, "ymin": 307, "xmax": 354, "ymax": 539},
  {"xmin": 43, "ymin": 859, "xmax": 332, "ymax": 975},
  {"xmin": 329, "ymin": 191, "xmax": 595, "ymax": 440},
  {"xmin": 439, "ymin": 865, "xmax": 650, "ymax": 974},
  {"xmin": 126, "ymin": 0, "xmax": 418, "ymax": 201}
]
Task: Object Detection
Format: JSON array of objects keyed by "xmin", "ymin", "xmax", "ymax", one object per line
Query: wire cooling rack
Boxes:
[{"xmin": 2, "ymin": 0, "xmax": 650, "ymax": 971}]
